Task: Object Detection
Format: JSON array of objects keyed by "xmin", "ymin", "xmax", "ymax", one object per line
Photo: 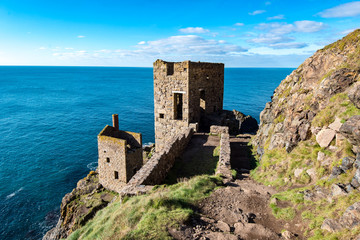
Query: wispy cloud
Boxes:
[
  {"xmin": 265, "ymin": 1, "xmax": 271, "ymax": 6},
  {"xmin": 138, "ymin": 41, "xmax": 146, "ymax": 45},
  {"xmin": 250, "ymin": 20, "xmax": 324, "ymax": 49},
  {"xmin": 39, "ymin": 47, "xmax": 47, "ymax": 50},
  {"xmin": 267, "ymin": 15, "xmax": 285, "ymax": 20},
  {"xmin": 251, "ymin": 33, "xmax": 294, "ymax": 44},
  {"xmin": 249, "ymin": 10, "xmax": 266, "ymax": 16},
  {"xmin": 77, "ymin": 35, "xmax": 86, "ymax": 38},
  {"xmin": 51, "ymin": 35, "xmax": 247, "ymax": 63},
  {"xmin": 318, "ymin": 1, "xmax": 360, "ymax": 18},
  {"xmin": 294, "ymin": 20, "xmax": 324, "ymax": 33},
  {"xmin": 340, "ymin": 28, "xmax": 356, "ymax": 35},
  {"xmin": 234, "ymin": 23, "xmax": 244, "ymax": 26},
  {"xmin": 269, "ymin": 42, "xmax": 308, "ymax": 49},
  {"xmin": 179, "ymin": 27, "xmax": 209, "ymax": 34}
]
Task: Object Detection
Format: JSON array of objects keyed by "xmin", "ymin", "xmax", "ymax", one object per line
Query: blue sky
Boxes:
[{"xmin": 0, "ymin": 0, "xmax": 359, "ymax": 67}]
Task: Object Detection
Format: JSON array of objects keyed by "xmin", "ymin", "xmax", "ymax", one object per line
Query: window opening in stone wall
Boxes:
[
  {"xmin": 199, "ymin": 89, "xmax": 206, "ymax": 111},
  {"xmin": 106, "ymin": 157, "xmax": 110, "ymax": 163},
  {"xmin": 167, "ymin": 63, "xmax": 174, "ymax": 75},
  {"xmin": 174, "ymin": 93, "xmax": 183, "ymax": 120},
  {"xmin": 159, "ymin": 113, "xmax": 164, "ymax": 119},
  {"xmin": 114, "ymin": 171, "xmax": 119, "ymax": 179},
  {"xmin": 213, "ymin": 106, "xmax": 216, "ymax": 112}
]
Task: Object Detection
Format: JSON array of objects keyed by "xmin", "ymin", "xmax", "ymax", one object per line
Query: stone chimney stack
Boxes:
[{"xmin": 112, "ymin": 114, "xmax": 119, "ymax": 130}]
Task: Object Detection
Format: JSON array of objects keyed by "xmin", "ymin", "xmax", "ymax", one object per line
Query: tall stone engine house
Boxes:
[{"xmin": 153, "ymin": 59, "xmax": 224, "ymax": 152}]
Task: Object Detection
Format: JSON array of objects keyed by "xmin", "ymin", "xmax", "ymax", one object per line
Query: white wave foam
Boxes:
[
  {"xmin": 6, "ymin": 187, "xmax": 24, "ymax": 200},
  {"xmin": 87, "ymin": 162, "xmax": 97, "ymax": 171}
]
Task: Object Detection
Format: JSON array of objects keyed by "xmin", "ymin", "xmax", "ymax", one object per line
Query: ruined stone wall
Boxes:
[
  {"xmin": 98, "ymin": 133, "xmax": 127, "ymax": 192},
  {"xmin": 153, "ymin": 60, "xmax": 190, "ymax": 152},
  {"xmin": 98, "ymin": 126, "xmax": 143, "ymax": 192},
  {"xmin": 126, "ymin": 127, "xmax": 193, "ymax": 187},
  {"xmin": 188, "ymin": 62, "xmax": 224, "ymax": 123},
  {"xmin": 214, "ymin": 126, "xmax": 232, "ymax": 182}
]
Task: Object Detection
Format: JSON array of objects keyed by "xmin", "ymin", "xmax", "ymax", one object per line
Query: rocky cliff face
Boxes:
[
  {"xmin": 251, "ymin": 29, "xmax": 360, "ymax": 239},
  {"xmin": 43, "ymin": 171, "xmax": 116, "ymax": 240},
  {"xmin": 254, "ymin": 29, "xmax": 360, "ymax": 154}
]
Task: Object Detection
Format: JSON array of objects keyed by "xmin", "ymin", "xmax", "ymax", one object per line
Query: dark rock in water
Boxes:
[
  {"xmin": 341, "ymin": 156, "xmax": 356, "ymax": 172},
  {"xmin": 232, "ymin": 110, "xmax": 259, "ymax": 134},
  {"xmin": 349, "ymin": 82, "xmax": 360, "ymax": 109},
  {"xmin": 340, "ymin": 116, "xmax": 360, "ymax": 151},
  {"xmin": 204, "ymin": 109, "xmax": 258, "ymax": 135}
]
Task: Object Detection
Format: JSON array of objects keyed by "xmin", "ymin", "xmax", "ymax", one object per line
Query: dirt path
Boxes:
[{"xmin": 169, "ymin": 135, "xmax": 303, "ymax": 240}]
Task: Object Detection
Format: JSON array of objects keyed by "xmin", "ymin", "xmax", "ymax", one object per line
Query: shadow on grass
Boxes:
[{"xmin": 165, "ymin": 145, "xmax": 219, "ymax": 185}]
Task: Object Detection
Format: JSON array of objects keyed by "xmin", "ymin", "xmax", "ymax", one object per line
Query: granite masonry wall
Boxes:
[
  {"xmin": 98, "ymin": 125, "xmax": 143, "ymax": 192},
  {"xmin": 213, "ymin": 126, "xmax": 232, "ymax": 182},
  {"xmin": 153, "ymin": 59, "xmax": 224, "ymax": 152},
  {"xmin": 120, "ymin": 127, "xmax": 194, "ymax": 195}
]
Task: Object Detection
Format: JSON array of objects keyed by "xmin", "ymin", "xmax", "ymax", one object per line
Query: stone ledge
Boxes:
[{"xmin": 215, "ymin": 127, "xmax": 232, "ymax": 183}]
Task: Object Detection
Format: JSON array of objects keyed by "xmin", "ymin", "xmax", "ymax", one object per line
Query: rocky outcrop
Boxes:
[
  {"xmin": 253, "ymin": 29, "xmax": 360, "ymax": 154},
  {"xmin": 205, "ymin": 110, "xmax": 258, "ymax": 135},
  {"xmin": 43, "ymin": 171, "xmax": 116, "ymax": 240},
  {"xmin": 340, "ymin": 116, "xmax": 360, "ymax": 152},
  {"xmin": 322, "ymin": 202, "xmax": 360, "ymax": 232}
]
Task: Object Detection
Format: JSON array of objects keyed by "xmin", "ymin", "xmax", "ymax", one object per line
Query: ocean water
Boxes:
[{"xmin": 0, "ymin": 66, "xmax": 293, "ymax": 240}]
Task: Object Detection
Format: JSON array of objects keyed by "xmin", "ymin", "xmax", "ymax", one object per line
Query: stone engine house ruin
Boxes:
[
  {"xmin": 97, "ymin": 114, "xmax": 143, "ymax": 192},
  {"xmin": 97, "ymin": 60, "xmax": 225, "ymax": 193},
  {"xmin": 153, "ymin": 59, "xmax": 224, "ymax": 152}
]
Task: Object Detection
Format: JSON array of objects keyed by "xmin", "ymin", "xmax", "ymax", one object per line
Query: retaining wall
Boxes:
[
  {"xmin": 214, "ymin": 126, "xmax": 232, "ymax": 182},
  {"xmin": 120, "ymin": 127, "xmax": 194, "ymax": 195}
]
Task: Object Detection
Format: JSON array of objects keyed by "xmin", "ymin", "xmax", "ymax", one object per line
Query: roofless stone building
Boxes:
[
  {"xmin": 97, "ymin": 114, "xmax": 143, "ymax": 192},
  {"xmin": 153, "ymin": 59, "xmax": 224, "ymax": 152},
  {"xmin": 97, "ymin": 59, "xmax": 225, "ymax": 192}
]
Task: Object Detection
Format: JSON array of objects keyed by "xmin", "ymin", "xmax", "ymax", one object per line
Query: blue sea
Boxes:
[{"xmin": 0, "ymin": 66, "xmax": 293, "ymax": 240}]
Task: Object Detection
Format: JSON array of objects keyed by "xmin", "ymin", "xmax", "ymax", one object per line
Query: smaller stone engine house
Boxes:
[{"xmin": 97, "ymin": 114, "xmax": 143, "ymax": 192}]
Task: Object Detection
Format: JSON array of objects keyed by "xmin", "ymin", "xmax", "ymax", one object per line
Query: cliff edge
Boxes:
[{"xmin": 43, "ymin": 171, "xmax": 116, "ymax": 240}]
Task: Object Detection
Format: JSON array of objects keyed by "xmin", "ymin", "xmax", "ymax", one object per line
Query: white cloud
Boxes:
[
  {"xmin": 65, "ymin": 47, "xmax": 74, "ymax": 50},
  {"xmin": 267, "ymin": 15, "xmax": 285, "ymax": 20},
  {"xmin": 138, "ymin": 41, "xmax": 146, "ymax": 45},
  {"xmin": 294, "ymin": 20, "xmax": 324, "ymax": 33},
  {"xmin": 179, "ymin": 27, "xmax": 210, "ymax": 34},
  {"xmin": 251, "ymin": 21, "xmax": 324, "ymax": 49},
  {"xmin": 265, "ymin": 1, "xmax": 271, "ymax": 6},
  {"xmin": 340, "ymin": 28, "xmax": 356, "ymax": 35},
  {"xmin": 234, "ymin": 23, "xmax": 244, "ymax": 26},
  {"xmin": 51, "ymin": 35, "xmax": 247, "ymax": 64},
  {"xmin": 257, "ymin": 21, "xmax": 324, "ymax": 35},
  {"xmin": 136, "ymin": 35, "xmax": 246, "ymax": 55},
  {"xmin": 39, "ymin": 47, "xmax": 47, "ymax": 50},
  {"xmin": 249, "ymin": 10, "xmax": 266, "ymax": 15},
  {"xmin": 250, "ymin": 33, "xmax": 294, "ymax": 44},
  {"xmin": 319, "ymin": 1, "xmax": 360, "ymax": 18},
  {"xmin": 269, "ymin": 42, "xmax": 308, "ymax": 49},
  {"xmin": 77, "ymin": 35, "xmax": 86, "ymax": 38}
]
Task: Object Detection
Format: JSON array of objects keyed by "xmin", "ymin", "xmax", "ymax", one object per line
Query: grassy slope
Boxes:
[
  {"xmin": 67, "ymin": 175, "xmax": 222, "ymax": 240},
  {"xmin": 67, "ymin": 144, "xmax": 222, "ymax": 240},
  {"xmin": 251, "ymin": 30, "xmax": 360, "ymax": 240}
]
